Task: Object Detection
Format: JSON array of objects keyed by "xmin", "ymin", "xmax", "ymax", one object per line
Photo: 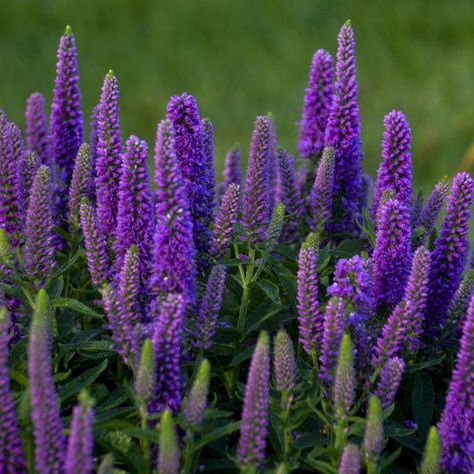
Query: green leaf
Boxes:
[
  {"xmin": 244, "ymin": 303, "xmax": 288, "ymax": 337},
  {"xmin": 58, "ymin": 359, "xmax": 108, "ymax": 401},
  {"xmin": 51, "ymin": 297, "xmax": 103, "ymax": 319},
  {"xmin": 229, "ymin": 346, "xmax": 254, "ymax": 367},
  {"xmin": 412, "ymin": 373, "xmax": 434, "ymax": 438},
  {"xmin": 48, "ymin": 249, "xmax": 81, "ymax": 281},
  {"xmin": 193, "ymin": 421, "xmax": 241, "ymax": 450},
  {"xmin": 293, "ymin": 430, "xmax": 327, "ymax": 449},
  {"xmin": 62, "ymin": 340, "xmax": 112, "ymax": 352},
  {"xmin": 256, "ymin": 279, "xmax": 281, "ymax": 304}
]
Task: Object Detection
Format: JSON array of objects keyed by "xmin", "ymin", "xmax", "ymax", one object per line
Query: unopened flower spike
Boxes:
[
  {"xmin": 274, "ymin": 329, "xmax": 296, "ymax": 405},
  {"xmin": 420, "ymin": 427, "xmax": 440, "ymax": 474},
  {"xmin": 68, "ymin": 143, "xmax": 92, "ymax": 225},
  {"xmin": 158, "ymin": 409, "xmax": 180, "ymax": 474},
  {"xmin": 184, "ymin": 358, "xmax": 211, "ymax": 429},
  {"xmin": 237, "ymin": 331, "xmax": 271, "ymax": 470},
  {"xmin": 135, "ymin": 338, "xmax": 156, "ymax": 408},
  {"xmin": 297, "ymin": 232, "xmax": 323, "ymax": 355},
  {"xmin": 363, "ymin": 396, "xmax": 383, "ymax": 472},
  {"xmin": 80, "ymin": 198, "xmax": 110, "ymax": 287},
  {"xmin": 194, "ymin": 265, "xmax": 227, "ymax": 350},
  {"xmin": 212, "ymin": 182, "xmax": 240, "ymax": 259},
  {"xmin": 65, "ymin": 391, "xmax": 95, "ymax": 474},
  {"xmin": 333, "ymin": 334, "xmax": 356, "ymax": 426},
  {"xmin": 28, "ymin": 289, "xmax": 66, "ymax": 473},
  {"xmin": 276, "ymin": 149, "xmax": 303, "ymax": 240},
  {"xmin": 310, "ymin": 146, "xmax": 336, "ymax": 232},
  {"xmin": 338, "ymin": 443, "xmax": 361, "ymax": 474}
]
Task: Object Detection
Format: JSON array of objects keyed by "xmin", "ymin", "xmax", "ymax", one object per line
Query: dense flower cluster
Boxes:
[{"xmin": 0, "ymin": 20, "xmax": 472, "ymax": 474}]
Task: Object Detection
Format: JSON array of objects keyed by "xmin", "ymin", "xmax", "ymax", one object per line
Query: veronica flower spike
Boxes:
[
  {"xmin": 242, "ymin": 115, "xmax": 272, "ymax": 244},
  {"xmin": 25, "ymin": 92, "xmax": 50, "ymax": 165},
  {"xmin": 95, "ymin": 70, "xmax": 122, "ymax": 238},
  {"xmin": 372, "ymin": 110, "xmax": 412, "ymax": 220},
  {"xmin": 426, "ymin": 172, "xmax": 474, "ymax": 336},
  {"xmin": 28, "ymin": 289, "xmax": 66, "ymax": 473},
  {"xmin": 151, "ymin": 119, "xmax": 196, "ymax": 304},
  {"xmin": 0, "ymin": 307, "xmax": 26, "ymax": 473},
  {"xmin": 324, "ymin": 20, "xmax": 363, "ymax": 233},
  {"xmin": 50, "ymin": 26, "xmax": 83, "ymax": 199},
  {"xmin": 65, "ymin": 391, "xmax": 95, "ymax": 474},
  {"xmin": 438, "ymin": 291, "xmax": 474, "ymax": 472},
  {"xmin": 237, "ymin": 331, "xmax": 271, "ymax": 470},
  {"xmin": 299, "ymin": 49, "xmax": 333, "ymax": 160}
]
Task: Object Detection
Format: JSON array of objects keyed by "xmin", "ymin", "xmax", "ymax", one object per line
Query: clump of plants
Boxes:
[{"xmin": 0, "ymin": 20, "xmax": 473, "ymax": 474}]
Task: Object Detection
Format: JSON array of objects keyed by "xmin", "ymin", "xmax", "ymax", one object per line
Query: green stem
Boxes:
[
  {"xmin": 140, "ymin": 406, "xmax": 151, "ymax": 474},
  {"xmin": 181, "ymin": 431, "xmax": 195, "ymax": 474}
]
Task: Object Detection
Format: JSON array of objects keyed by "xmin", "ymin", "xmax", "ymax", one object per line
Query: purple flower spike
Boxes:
[
  {"xmin": 0, "ymin": 112, "xmax": 21, "ymax": 243},
  {"xmin": 416, "ymin": 179, "xmax": 449, "ymax": 244},
  {"xmin": 166, "ymin": 94, "xmax": 212, "ymax": 266},
  {"xmin": 297, "ymin": 233, "xmax": 323, "ymax": 355},
  {"xmin": 374, "ymin": 357, "xmax": 405, "ymax": 409},
  {"xmin": 310, "ymin": 147, "xmax": 335, "ymax": 232},
  {"xmin": 95, "ymin": 71, "xmax": 123, "ymax": 238},
  {"xmin": 319, "ymin": 297, "xmax": 345, "ymax": 399},
  {"xmin": 200, "ymin": 118, "xmax": 216, "ymax": 257},
  {"xmin": 150, "ymin": 293, "xmax": 185, "ymax": 417},
  {"xmin": 324, "ymin": 21, "xmax": 363, "ymax": 233},
  {"xmin": 50, "ymin": 26, "xmax": 83, "ymax": 190},
  {"xmin": 373, "ymin": 246, "xmax": 430, "ymax": 364},
  {"xmin": 450, "ymin": 269, "xmax": 474, "ymax": 332},
  {"xmin": 237, "ymin": 331, "xmax": 270, "ymax": 470},
  {"xmin": 194, "ymin": 265, "xmax": 227, "ymax": 350},
  {"xmin": 438, "ymin": 291, "xmax": 474, "ymax": 472},
  {"xmin": 333, "ymin": 334, "xmax": 355, "ymax": 423},
  {"xmin": 68, "ymin": 143, "xmax": 92, "ymax": 225},
  {"xmin": 339, "ymin": 443, "xmax": 361, "ymax": 474},
  {"xmin": 25, "ymin": 92, "xmax": 50, "ymax": 165},
  {"xmin": 426, "ymin": 172, "xmax": 474, "ymax": 336},
  {"xmin": 242, "ymin": 115, "xmax": 272, "ymax": 244},
  {"xmin": 372, "ymin": 110, "xmax": 413, "ymax": 219},
  {"xmin": 274, "ymin": 329, "xmax": 296, "ymax": 398},
  {"xmin": 24, "ymin": 166, "xmax": 56, "ymax": 284},
  {"xmin": 80, "ymin": 198, "xmax": 110, "ymax": 287},
  {"xmin": 88, "ymin": 104, "xmax": 99, "ymax": 198},
  {"xmin": 17, "ymin": 151, "xmax": 41, "ymax": 222},
  {"xmin": 222, "ymin": 145, "xmax": 241, "ymax": 192},
  {"xmin": 106, "ymin": 246, "xmax": 141, "ymax": 364},
  {"xmin": 299, "ymin": 49, "xmax": 333, "ymax": 159},
  {"xmin": 28, "ymin": 289, "xmax": 66, "ymax": 474},
  {"xmin": 114, "ymin": 135, "xmax": 153, "ymax": 282},
  {"xmin": 372, "ymin": 198, "xmax": 411, "ymax": 310},
  {"xmin": 276, "ymin": 149, "xmax": 303, "ymax": 240},
  {"xmin": 65, "ymin": 392, "xmax": 94, "ymax": 474},
  {"xmin": 0, "ymin": 308, "xmax": 26, "ymax": 473},
  {"xmin": 151, "ymin": 120, "xmax": 196, "ymax": 305},
  {"xmin": 212, "ymin": 183, "xmax": 240, "ymax": 259}
]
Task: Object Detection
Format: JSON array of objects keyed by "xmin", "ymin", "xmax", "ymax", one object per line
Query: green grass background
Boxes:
[{"xmin": 1, "ymin": 0, "xmax": 473, "ymax": 191}]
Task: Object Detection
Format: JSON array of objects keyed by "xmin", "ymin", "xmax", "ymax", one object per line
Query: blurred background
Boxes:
[{"xmin": 0, "ymin": 0, "xmax": 473, "ymax": 192}]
